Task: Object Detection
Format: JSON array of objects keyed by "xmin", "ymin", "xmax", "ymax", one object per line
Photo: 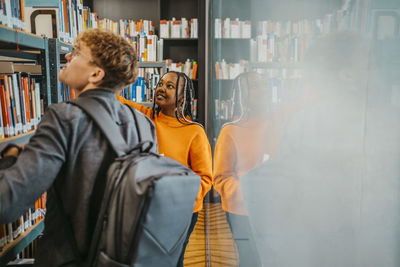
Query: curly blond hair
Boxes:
[{"xmin": 74, "ymin": 29, "xmax": 138, "ymax": 91}]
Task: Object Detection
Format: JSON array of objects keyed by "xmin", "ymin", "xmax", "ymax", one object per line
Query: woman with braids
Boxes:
[{"xmin": 117, "ymin": 71, "xmax": 212, "ymax": 267}]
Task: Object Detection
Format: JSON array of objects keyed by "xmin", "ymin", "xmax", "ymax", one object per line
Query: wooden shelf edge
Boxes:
[{"xmin": 0, "ymin": 220, "xmax": 44, "ymax": 265}]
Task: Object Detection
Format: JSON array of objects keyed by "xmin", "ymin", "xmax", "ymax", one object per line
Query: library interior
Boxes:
[{"xmin": 0, "ymin": 0, "xmax": 399, "ymax": 266}]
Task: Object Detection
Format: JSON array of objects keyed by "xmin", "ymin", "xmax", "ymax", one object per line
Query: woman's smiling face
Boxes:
[{"xmin": 155, "ymin": 72, "xmax": 184, "ymax": 116}]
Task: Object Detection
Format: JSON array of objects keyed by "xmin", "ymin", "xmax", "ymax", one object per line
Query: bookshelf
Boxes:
[
  {"xmin": 87, "ymin": 0, "xmax": 206, "ymax": 125},
  {"xmin": 0, "ymin": 220, "xmax": 44, "ymax": 266},
  {"xmin": 0, "ymin": 23, "xmax": 52, "ymax": 264},
  {"xmin": 208, "ymin": 0, "xmax": 252, "ymax": 146},
  {"xmin": 161, "ymin": 0, "xmax": 205, "ymax": 124},
  {"xmin": 0, "ymin": 131, "xmax": 36, "ymax": 147},
  {"xmin": 0, "ymin": 25, "xmax": 51, "ymax": 108}
]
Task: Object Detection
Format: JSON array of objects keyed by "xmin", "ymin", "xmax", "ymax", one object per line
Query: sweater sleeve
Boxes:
[
  {"xmin": 116, "ymin": 94, "xmax": 153, "ymax": 118},
  {"xmin": 213, "ymin": 127, "xmax": 247, "ymax": 215},
  {"xmin": 0, "ymin": 106, "xmax": 68, "ymax": 223},
  {"xmin": 189, "ymin": 128, "xmax": 213, "ymax": 212}
]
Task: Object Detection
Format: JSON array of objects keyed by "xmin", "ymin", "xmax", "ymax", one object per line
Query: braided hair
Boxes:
[
  {"xmin": 152, "ymin": 71, "xmax": 203, "ymax": 127},
  {"xmin": 224, "ymin": 71, "xmax": 271, "ymax": 127},
  {"xmin": 226, "ymin": 72, "xmax": 252, "ymax": 126}
]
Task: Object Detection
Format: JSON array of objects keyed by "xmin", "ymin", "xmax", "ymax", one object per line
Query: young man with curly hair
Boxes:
[{"xmin": 0, "ymin": 29, "xmax": 157, "ymax": 266}]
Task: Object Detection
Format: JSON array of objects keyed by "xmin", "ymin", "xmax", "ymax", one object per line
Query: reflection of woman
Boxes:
[{"xmin": 213, "ymin": 72, "xmax": 272, "ymax": 266}]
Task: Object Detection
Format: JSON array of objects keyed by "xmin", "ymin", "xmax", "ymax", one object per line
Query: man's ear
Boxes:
[{"xmin": 88, "ymin": 67, "xmax": 105, "ymax": 85}]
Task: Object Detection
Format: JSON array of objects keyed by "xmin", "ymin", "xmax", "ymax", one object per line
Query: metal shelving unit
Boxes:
[
  {"xmin": 138, "ymin": 61, "xmax": 167, "ymax": 73},
  {"xmin": 0, "ymin": 25, "xmax": 50, "ymax": 265},
  {"xmin": 0, "ymin": 220, "xmax": 44, "ymax": 266},
  {"xmin": 0, "ymin": 25, "xmax": 51, "ymax": 108},
  {"xmin": 48, "ymin": 38, "xmax": 73, "ymax": 104},
  {"xmin": 0, "ymin": 25, "xmax": 46, "ymax": 50}
]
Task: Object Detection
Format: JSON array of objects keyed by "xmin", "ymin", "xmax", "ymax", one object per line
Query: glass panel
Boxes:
[{"xmin": 207, "ymin": 0, "xmax": 400, "ymax": 266}]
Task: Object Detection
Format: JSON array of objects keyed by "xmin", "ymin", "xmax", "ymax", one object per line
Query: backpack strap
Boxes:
[{"xmin": 70, "ymin": 96, "xmax": 142, "ymax": 157}]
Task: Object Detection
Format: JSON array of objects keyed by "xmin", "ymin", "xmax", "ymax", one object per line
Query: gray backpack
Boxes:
[{"xmin": 71, "ymin": 97, "xmax": 200, "ymax": 267}]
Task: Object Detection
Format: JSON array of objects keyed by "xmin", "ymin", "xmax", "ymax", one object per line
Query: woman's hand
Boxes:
[
  {"xmin": 1, "ymin": 144, "xmax": 23, "ymax": 158},
  {"xmin": 4, "ymin": 147, "xmax": 21, "ymax": 157}
]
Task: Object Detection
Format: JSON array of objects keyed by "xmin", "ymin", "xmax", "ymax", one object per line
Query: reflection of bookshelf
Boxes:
[
  {"xmin": 0, "ymin": 220, "xmax": 44, "ymax": 266},
  {"xmin": 208, "ymin": 0, "xmax": 368, "ymax": 145},
  {"xmin": 213, "ymin": 39, "xmax": 251, "ymax": 62},
  {"xmin": 209, "ymin": 0, "xmax": 252, "ymax": 144},
  {"xmin": 248, "ymin": 62, "xmax": 301, "ymax": 69}
]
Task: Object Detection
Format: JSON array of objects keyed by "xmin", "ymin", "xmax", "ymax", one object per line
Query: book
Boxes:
[
  {"xmin": 159, "ymin": 19, "xmax": 169, "ymax": 38},
  {"xmin": 230, "ymin": 19, "xmax": 240, "ymax": 38},
  {"xmin": 171, "ymin": 19, "xmax": 181, "ymax": 38},
  {"xmin": 215, "ymin": 18, "xmax": 222, "ymax": 38}
]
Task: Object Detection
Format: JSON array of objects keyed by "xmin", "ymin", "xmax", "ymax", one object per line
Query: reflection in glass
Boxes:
[{"xmin": 208, "ymin": 1, "xmax": 400, "ymax": 266}]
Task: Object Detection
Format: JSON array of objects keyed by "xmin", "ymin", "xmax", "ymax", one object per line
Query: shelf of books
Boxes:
[
  {"xmin": 209, "ymin": 0, "xmax": 374, "ymax": 145},
  {"xmin": 58, "ymin": 41, "xmax": 73, "ymax": 54},
  {"xmin": 0, "ymin": 194, "xmax": 46, "ymax": 265},
  {"xmin": 119, "ymin": 62, "xmax": 167, "ymax": 104},
  {"xmin": 0, "ymin": 131, "xmax": 36, "ymax": 147},
  {"xmin": 0, "ymin": 221, "xmax": 44, "ymax": 266},
  {"xmin": 0, "ymin": 45, "xmax": 45, "ymax": 146}
]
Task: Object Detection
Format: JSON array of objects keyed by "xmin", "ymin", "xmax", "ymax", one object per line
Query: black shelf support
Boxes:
[{"xmin": 48, "ymin": 38, "xmax": 62, "ymax": 105}]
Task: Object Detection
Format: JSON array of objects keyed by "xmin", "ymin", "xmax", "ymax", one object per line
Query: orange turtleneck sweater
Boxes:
[
  {"xmin": 117, "ymin": 95, "xmax": 212, "ymax": 212},
  {"xmin": 213, "ymin": 118, "xmax": 271, "ymax": 215}
]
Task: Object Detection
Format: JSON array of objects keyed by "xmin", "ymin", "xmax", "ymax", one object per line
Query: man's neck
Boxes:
[{"xmin": 78, "ymin": 84, "xmax": 105, "ymax": 96}]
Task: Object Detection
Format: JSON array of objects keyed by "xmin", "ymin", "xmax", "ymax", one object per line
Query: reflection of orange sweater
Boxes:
[
  {"xmin": 213, "ymin": 119, "xmax": 270, "ymax": 215},
  {"xmin": 117, "ymin": 95, "xmax": 212, "ymax": 212}
]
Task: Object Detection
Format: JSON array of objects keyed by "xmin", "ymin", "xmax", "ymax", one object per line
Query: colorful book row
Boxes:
[
  {"xmin": 0, "ymin": 0, "xmax": 25, "ymax": 30},
  {"xmin": 0, "ymin": 193, "xmax": 46, "ymax": 252},
  {"xmin": 22, "ymin": 0, "xmax": 98, "ymax": 43},
  {"xmin": 160, "ymin": 17, "xmax": 198, "ymax": 39},
  {"xmin": 0, "ymin": 74, "xmax": 42, "ymax": 139},
  {"xmin": 166, "ymin": 59, "xmax": 198, "ymax": 80},
  {"xmin": 120, "ymin": 68, "xmax": 161, "ymax": 103},
  {"xmin": 215, "ymin": 60, "xmax": 247, "ymax": 80}
]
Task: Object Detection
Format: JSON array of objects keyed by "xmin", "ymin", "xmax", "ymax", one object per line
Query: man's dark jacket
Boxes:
[{"xmin": 0, "ymin": 89, "xmax": 157, "ymax": 266}]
